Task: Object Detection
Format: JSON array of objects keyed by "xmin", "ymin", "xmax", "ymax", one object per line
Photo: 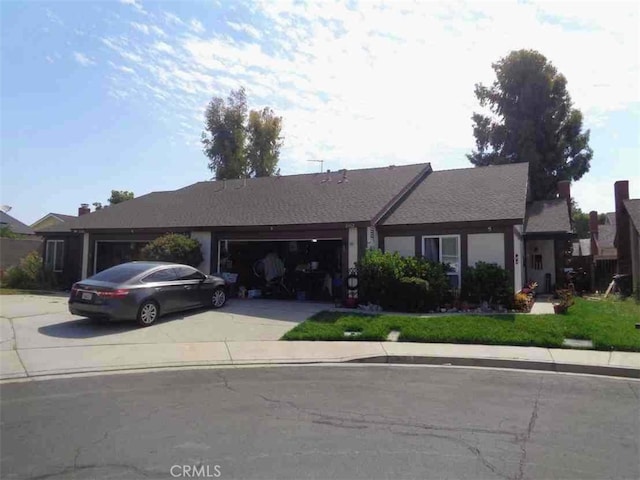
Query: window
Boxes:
[
  {"xmin": 173, "ymin": 266, "xmax": 205, "ymax": 281},
  {"xmin": 45, "ymin": 240, "xmax": 64, "ymax": 273},
  {"xmin": 92, "ymin": 263, "xmax": 155, "ymax": 283},
  {"xmin": 422, "ymin": 235, "xmax": 461, "ymax": 288},
  {"xmin": 141, "ymin": 268, "xmax": 178, "ymax": 283}
]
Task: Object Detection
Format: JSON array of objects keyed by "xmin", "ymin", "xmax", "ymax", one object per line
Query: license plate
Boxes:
[{"xmin": 81, "ymin": 292, "xmax": 92, "ymax": 301}]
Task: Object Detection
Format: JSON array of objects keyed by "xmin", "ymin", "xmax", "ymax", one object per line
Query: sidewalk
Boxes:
[{"xmin": 2, "ymin": 340, "xmax": 639, "ymax": 381}]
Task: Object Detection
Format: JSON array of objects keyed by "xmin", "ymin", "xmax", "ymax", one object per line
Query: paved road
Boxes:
[{"xmin": 1, "ymin": 366, "xmax": 638, "ymax": 479}]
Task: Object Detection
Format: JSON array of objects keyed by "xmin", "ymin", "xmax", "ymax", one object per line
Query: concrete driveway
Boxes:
[{"xmin": 0, "ymin": 294, "xmax": 327, "ymax": 350}]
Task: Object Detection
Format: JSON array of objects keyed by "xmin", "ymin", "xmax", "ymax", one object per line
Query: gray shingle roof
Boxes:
[
  {"xmin": 597, "ymin": 224, "xmax": 616, "ymax": 249},
  {"xmin": 51, "ymin": 213, "xmax": 77, "ymax": 222},
  {"xmin": 381, "ymin": 163, "xmax": 529, "ymax": 225},
  {"xmin": 624, "ymin": 199, "xmax": 640, "ymax": 231},
  {"xmin": 62, "ymin": 164, "xmax": 431, "ymax": 231},
  {"xmin": 0, "ymin": 211, "xmax": 35, "ymax": 235},
  {"xmin": 524, "ymin": 199, "xmax": 572, "ymax": 234}
]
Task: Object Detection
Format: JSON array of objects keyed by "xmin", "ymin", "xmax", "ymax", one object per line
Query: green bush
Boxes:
[
  {"xmin": 140, "ymin": 233, "xmax": 203, "ymax": 267},
  {"xmin": 397, "ymin": 277, "xmax": 430, "ymax": 312},
  {"xmin": 357, "ymin": 250, "xmax": 451, "ymax": 311},
  {"xmin": 3, "ymin": 251, "xmax": 56, "ymax": 290},
  {"xmin": 462, "ymin": 262, "xmax": 512, "ymax": 307}
]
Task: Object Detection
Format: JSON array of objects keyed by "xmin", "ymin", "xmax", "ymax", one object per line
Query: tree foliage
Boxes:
[
  {"xmin": 468, "ymin": 49, "xmax": 593, "ymax": 200},
  {"xmin": 247, "ymin": 108, "xmax": 283, "ymax": 177},
  {"xmin": 109, "ymin": 190, "xmax": 134, "ymax": 205},
  {"xmin": 202, "ymin": 87, "xmax": 283, "ymax": 180},
  {"xmin": 140, "ymin": 233, "xmax": 203, "ymax": 267}
]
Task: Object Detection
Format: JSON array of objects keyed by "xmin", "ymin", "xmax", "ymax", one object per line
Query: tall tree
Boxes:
[
  {"xmin": 467, "ymin": 49, "xmax": 593, "ymax": 200},
  {"xmin": 108, "ymin": 190, "xmax": 134, "ymax": 205},
  {"xmin": 247, "ymin": 107, "xmax": 283, "ymax": 177},
  {"xmin": 202, "ymin": 87, "xmax": 249, "ymax": 180}
]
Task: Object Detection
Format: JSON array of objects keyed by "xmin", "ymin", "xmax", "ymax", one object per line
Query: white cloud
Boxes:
[
  {"xmin": 98, "ymin": 2, "xmax": 638, "ymax": 180},
  {"xmin": 189, "ymin": 19, "xmax": 205, "ymax": 34},
  {"xmin": 73, "ymin": 52, "xmax": 96, "ymax": 66},
  {"xmin": 45, "ymin": 55, "xmax": 55, "ymax": 64},
  {"xmin": 119, "ymin": 0, "xmax": 146, "ymax": 15},
  {"xmin": 131, "ymin": 22, "xmax": 165, "ymax": 36},
  {"xmin": 227, "ymin": 21, "xmax": 262, "ymax": 40}
]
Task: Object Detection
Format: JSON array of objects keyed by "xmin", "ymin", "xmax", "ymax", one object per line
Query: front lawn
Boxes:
[{"xmin": 282, "ymin": 297, "xmax": 640, "ymax": 351}]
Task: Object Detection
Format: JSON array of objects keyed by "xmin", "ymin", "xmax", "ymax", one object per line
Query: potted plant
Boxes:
[{"xmin": 553, "ymin": 289, "xmax": 574, "ymax": 314}]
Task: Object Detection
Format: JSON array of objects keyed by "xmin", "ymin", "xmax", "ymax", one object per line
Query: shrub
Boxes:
[
  {"xmin": 3, "ymin": 251, "xmax": 56, "ymax": 290},
  {"xmin": 514, "ymin": 292, "xmax": 531, "ymax": 312},
  {"xmin": 357, "ymin": 250, "xmax": 451, "ymax": 311},
  {"xmin": 140, "ymin": 234, "xmax": 203, "ymax": 267},
  {"xmin": 397, "ymin": 277, "xmax": 430, "ymax": 312},
  {"xmin": 462, "ymin": 262, "xmax": 512, "ymax": 307}
]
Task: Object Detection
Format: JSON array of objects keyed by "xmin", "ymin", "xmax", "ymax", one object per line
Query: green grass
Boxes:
[{"xmin": 282, "ymin": 297, "xmax": 640, "ymax": 351}]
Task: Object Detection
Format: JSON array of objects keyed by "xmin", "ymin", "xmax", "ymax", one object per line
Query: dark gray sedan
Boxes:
[{"xmin": 69, "ymin": 262, "xmax": 227, "ymax": 327}]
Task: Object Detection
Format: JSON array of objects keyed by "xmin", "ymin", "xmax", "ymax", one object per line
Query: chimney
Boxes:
[
  {"xmin": 78, "ymin": 204, "xmax": 90, "ymax": 216},
  {"xmin": 557, "ymin": 180, "xmax": 571, "ymax": 203},
  {"xmin": 614, "ymin": 180, "xmax": 631, "ymax": 274},
  {"xmin": 589, "ymin": 210, "xmax": 599, "ymax": 256}
]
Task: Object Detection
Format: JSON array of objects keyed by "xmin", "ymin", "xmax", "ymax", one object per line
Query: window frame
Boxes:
[
  {"xmin": 421, "ymin": 235, "xmax": 461, "ymax": 288},
  {"xmin": 45, "ymin": 240, "xmax": 65, "ymax": 273}
]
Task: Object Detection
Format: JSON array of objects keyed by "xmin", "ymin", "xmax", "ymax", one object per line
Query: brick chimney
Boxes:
[
  {"xmin": 557, "ymin": 180, "xmax": 571, "ymax": 203},
  {"xmin": 78, "ymin": 204, "xmax": 90, "ymax": 216},
  {"xmin": 589, "ymin": 210, "xmax": 599, "ymax": 256},
  {"xmin": 614, "ymin": 180, "xmax": 631, "ymax": 274}
]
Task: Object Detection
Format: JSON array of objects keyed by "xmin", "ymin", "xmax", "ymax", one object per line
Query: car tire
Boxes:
[
  {"xmin": 211, "ymin": 287, "xmax": 227, "ymax": 309},
  {"xmin": 137, "ymin": 300, "xmax": 159, "ymax": 327}
]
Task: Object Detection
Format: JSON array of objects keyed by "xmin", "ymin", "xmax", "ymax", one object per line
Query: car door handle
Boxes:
[{"xmin": 183, "ymin": 285, "xmax": 192, "ymax": 289}]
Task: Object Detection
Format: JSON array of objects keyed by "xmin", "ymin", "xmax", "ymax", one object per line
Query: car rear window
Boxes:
[{"xmin": 90, "ymin": 264, "xmax": 153, "ymax": 283}]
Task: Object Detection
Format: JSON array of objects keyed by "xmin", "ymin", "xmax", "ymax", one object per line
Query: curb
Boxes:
[
  {"xmin": 349, "ymin": 355, "xmax": 640, "ymax": 379},
  {"xmin": 3, "ymin": 355, "xmax": 638, "ymax": 382}
]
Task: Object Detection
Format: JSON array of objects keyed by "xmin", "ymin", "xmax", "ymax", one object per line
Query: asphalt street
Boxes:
[{"xmin": 1, "ymin": 365, "xmax": 638, "ymax": 480}]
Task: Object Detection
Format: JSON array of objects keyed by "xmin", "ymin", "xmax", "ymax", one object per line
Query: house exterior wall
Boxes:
[
  {"xmin": 467, "ymin": 233, "xmax": 505, "ymax": 267},
  {"xmin": 513, "ymin": 225, "xmax": 525, "ymax": 292},
  {"xmin": 384, "ymin": 236, "xmax": 415, "ymax": 257},
  {"xmin": 348, "ymin": 227, "xmax": 358, "ymax": 270},
  {"xmin": 630, "ymin": 223, "xmax": 639, "ymax": 295},
  {"xmin": 41, "ymin": 233, "xmax": 82, "ymax": 288},
  {"xmin": 378, "ymin": 220, "xmax": 517, "ymax": 287},
  {"xmin": 190, "ymin": 231, "xmax": 212, "ymax": 274}
]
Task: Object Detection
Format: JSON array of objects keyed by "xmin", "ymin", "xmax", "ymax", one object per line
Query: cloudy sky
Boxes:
[{"xmin": 1, "ymin": 0, "xmax": 638, "ymax": 224}]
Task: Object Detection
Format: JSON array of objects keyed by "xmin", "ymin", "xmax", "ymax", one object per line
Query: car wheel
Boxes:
[
  {"xmin": 211, "ymin": 287, "xmax": 226, "ymax": 309},
  {"xmin": 137, "ymin": 300, "xmax": 159, "ymax": 327}
]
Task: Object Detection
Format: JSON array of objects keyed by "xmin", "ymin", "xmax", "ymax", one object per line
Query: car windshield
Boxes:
[{"xmin": 89, "ymin": 264, "xmax": 153, "ymax": 283}]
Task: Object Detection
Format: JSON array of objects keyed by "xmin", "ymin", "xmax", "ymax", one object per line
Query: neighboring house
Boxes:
[
  {"xmin": 587, "ymin": 210, "xmax": 618, "ymax": 291},
  {"xmin": 35, "ymin": 163, "xmax": 573, "ymax": 294},
  {"xmin": 612, "ymin": 181, "xmax": 640, "ymax": 295},
  {"xmin": 30, "ymin": 212, "xmax": 77, "ymax": 232},
  {"xmin": 0, "ymin": 211, "xmax": 36, "ymax": 236},
  {"xmin": 0, "ymin": 211, "xmax": 42, "ymax": 273}
]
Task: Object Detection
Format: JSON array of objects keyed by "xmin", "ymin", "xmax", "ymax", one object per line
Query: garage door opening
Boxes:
[
  {"xmin": 95, "ymin": 241, "xmax": 149, "ymax": 274},
  {"xmin": 218, "ymin": 239, "xmax": 343, "ymax": 301}
]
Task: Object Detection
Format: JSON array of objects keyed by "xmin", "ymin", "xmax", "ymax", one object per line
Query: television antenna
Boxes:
[
  {"xmin": 0, "ymin": 205, "xmax": 11, "ymax": 213},
  {"xmin": 307, "ymin": 159, "xmax": 325, "ymax": 172}
]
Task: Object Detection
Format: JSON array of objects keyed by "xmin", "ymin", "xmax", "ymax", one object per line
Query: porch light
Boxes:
[{"xmin": 312, "ymin": 239, "xmax": 318, "ymax": 243}]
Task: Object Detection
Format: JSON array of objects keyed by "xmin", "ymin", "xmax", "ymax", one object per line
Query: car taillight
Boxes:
[
  {"xmin": 97, "ymin": 289, "xmax": 130, "ymax": 299},
  {"xmin": 71, "ymin": 285, "xmax": 78, "ymax": 296}
]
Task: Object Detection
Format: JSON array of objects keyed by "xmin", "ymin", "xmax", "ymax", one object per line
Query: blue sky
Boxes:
[{"xmin": 1, "ymin": 0, "xmax": 639, "ymax": 225}]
